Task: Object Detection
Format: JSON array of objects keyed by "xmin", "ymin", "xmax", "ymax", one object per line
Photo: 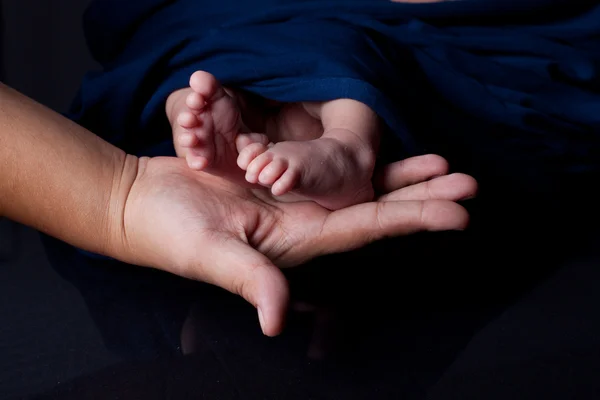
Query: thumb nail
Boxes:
[{"xmin": 257, "ymin": 307, "xmax": 266, "ymax": 334}]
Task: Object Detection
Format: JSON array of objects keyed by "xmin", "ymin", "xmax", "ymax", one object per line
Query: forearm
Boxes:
[{"xmin": 0, "ymin": 82, "xmax": 138, "ymax": 256}]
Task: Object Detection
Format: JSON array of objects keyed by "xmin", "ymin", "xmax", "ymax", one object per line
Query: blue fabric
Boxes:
[
  {"xmin": 69, "ymin": 0, "xmax": 600, "ymax": 174},
  {"xmin": 44, "ymin": 0, "xmax": 600, "ymax": 359}
]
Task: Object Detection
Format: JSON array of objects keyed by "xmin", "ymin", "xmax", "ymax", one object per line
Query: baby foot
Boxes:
[
  {"xmin": 170, "ymin": 71, "xmax": 268, "ymax": 183},
  {"xmin": 237, "ymin": 132, "xmax": 375, "ymax": 210}
]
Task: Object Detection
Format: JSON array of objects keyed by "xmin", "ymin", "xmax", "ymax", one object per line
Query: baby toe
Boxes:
[{"xmin": 258, "ymin": 159, "xmax": 288, "ymax": 186}]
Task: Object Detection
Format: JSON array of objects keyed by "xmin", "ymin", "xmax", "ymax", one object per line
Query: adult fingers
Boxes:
[
  {"xmin": 373, "ymin": 154, "xmax": 450, "ymax": 193},
  {"xmin": 313, "ymin": 199, "xmax": 469, "ymax": 256},
  {"xmin": 378, "ymin": 173, "xmax": 478, "ymax": 202}
]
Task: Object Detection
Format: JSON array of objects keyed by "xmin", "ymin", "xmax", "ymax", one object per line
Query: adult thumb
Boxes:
[{"xmin": 192, "ymin": 235, "xmax": 290, "ymax": 337}]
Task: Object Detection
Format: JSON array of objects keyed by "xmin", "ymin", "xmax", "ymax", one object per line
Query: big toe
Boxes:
[
  {"xmin": 236, "ymin": 133, "xmax": 270, "ymax": 152},
  {"xmin": 189, "ymin": 71, "xmax": 221, "ymax": 100}
]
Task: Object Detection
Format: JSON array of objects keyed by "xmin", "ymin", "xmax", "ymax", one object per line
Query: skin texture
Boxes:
[{"xmin": 0, "ymin": 82, "xmax": 477, "ymax": 336}]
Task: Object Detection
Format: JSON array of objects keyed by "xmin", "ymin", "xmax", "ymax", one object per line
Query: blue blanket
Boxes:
[{"xmin": 69, "ymin": 0, "xmax": 600, "ymax": 193}]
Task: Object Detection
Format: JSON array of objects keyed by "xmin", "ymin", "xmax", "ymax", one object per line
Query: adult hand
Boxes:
[
  {"xmin": 113, "ymin": 154, "xmax": 476, "ymax": 336},
  {"xmin": 0, "ymin": 82, "xmax": 474, "ymax": 337}
]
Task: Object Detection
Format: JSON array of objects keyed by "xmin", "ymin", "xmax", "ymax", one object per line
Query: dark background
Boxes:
[
  {"xmin": 0, "ymin": 1, "xmax": 118, "ymax": 398},
  {"xmin": 2, "ymin": 1, "xmax": 600, "ymax": 399}
]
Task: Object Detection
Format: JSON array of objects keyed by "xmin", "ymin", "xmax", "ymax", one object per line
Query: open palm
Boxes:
[{"xmin": 119, "ymin": 154, "xmax": 476, "ymax": 336}]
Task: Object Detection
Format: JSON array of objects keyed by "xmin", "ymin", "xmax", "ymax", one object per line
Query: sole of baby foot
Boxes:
[{"xmin": 238, "ymin": 139, "xmax": 375, "ymax": 210}]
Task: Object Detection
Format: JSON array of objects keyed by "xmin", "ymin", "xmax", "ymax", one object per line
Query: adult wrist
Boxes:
[{"xmin": 103, "ymin": 152, "xmax": 142, "ymax": 263}]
